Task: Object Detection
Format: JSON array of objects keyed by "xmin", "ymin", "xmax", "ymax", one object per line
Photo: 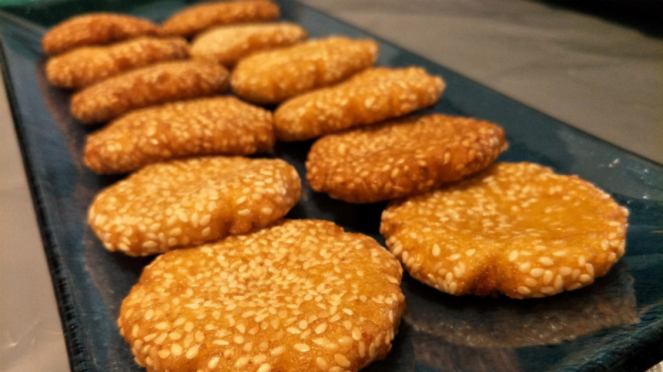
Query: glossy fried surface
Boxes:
[
  {"xmin": 84, "ymin": 97, "xmax": 274, "ymax": 174},
  {"xmin": 191, "ymin": 23, "xmax": 307, "ymax": 67},
  {"xmin": 381, "ymin": 162, "xmax": 629, "ymax": 299},
  {"xmin": 42, "ymin": 13, "xmax": 159, "ymax": 56},
  {"xmin": 307, "ymin": 115, "xmax": 507, "ymax": 203},
  {"xmin": 46, "ymin": 37, "xmax": 189, "ymax": 89},
  {"xmin": 119, "ymin": 219, "xmax": 405, "ymax": 372},
  {"xmin": 275, "ymin": 67, "xmax": 445, "ymax": 141},
  {"xmin": 88, "ymin": 157, "xmax": 301, "ymax": 256},
  {"xmin": 161, "ymin": 0, "xmax": 280, "ymax": 37},
  {"xmin": 71, "ymin": 60, "xmax": 228, "ymax": 124},
  {"xmin": 231, "ymin": 37, "xmax": 379, "ymax": 104}
]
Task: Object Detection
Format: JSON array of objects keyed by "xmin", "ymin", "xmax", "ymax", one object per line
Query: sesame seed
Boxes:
[
  {"xmin": 539, "ymin": 257, "xmax": 554, "ymax": 266},
  {"xmin": 235, "ymin": 356, "xmax": 249, "ymax": 367},
  {"xmin": 257, "ymin": 364, "xmax": 272, "ymax": 372},
  {"xmin": 294, "ymin": 343, "xmax": 310, "ymax": 352},
  {"xmin": 508, "ymin": 250, "xmax": 518, "ymax": 262},
  {"xmin": 208, "ymin": 356, "xmax": 219, "ymax": 369},
  {"xmin": 530, "ymin": 268, "xmax": 544, "ymax": 278},
  {"xmin": 335, "ymin": 354, "xmax": 351, "ymax": 368},
  {"xmin": 316, "ymin": 357, "xmax": 328, "ymax": 370},
  {"xmin": 185, "ymin": 345, "xmax": 198, "ymax": 359}
]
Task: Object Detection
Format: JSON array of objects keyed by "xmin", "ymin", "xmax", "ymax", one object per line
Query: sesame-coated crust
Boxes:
[
  {"xmin": 45, "ymin": 37, "xmax": 190, "ymax": 89},
  {"xmin": 275, "ymin": 67, "xmax": 445, "ymax": 141},
  {"xmin": 381, "ymin": 162, "xmax": 629, "ymax": 299},
  {"xmin": 70, "ymin": 60, "xmax": 229, "ymax": 124},
  {"xmin": 161, "ymin": 0, "xmax": 280, "ymax": 37},
  {"xmin": 191, "ymin": 23, "xmax": 307, "ymax": 67},
  {"xmin": 231, "ymin": 37, "xmax": 379, "ymax": 105},
  {"xmin": 42, "ymin": 13, "xmax": 159, "ymax": 56},
  {"xmin": 84, "ymin": 97, "xmax": 275, "ymax": 174},
  {"xmin": 307, "ymin": 115, "xmax": 507, "ymax": 203},
  {"xmin": 88, "ymin": 157, "xmax": 301, "ymax": 256},
  {"xmin": 118, "ymin": 219, "xmax": 405, "ymax": 372}
]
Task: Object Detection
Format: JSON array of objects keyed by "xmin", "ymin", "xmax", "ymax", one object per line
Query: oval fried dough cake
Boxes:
[
  {"xmin": 191, "ymin": 23, "xmax": 307, "ymax": 67},
  {"xmin": 307, "ymin": 115, "xmax": 507, "ymax": 203},
  {"xmin": 231, "ymin": 36, "xmax": 379, "ymax": 105},
  {"xmin": 84, "ymin": 97, "xmax": 274, "ymax": 174},
  {"xmin": 42, "ymin": 13, "xmax": 159, "ymax": 56},
  {"xmin": 161, "ymin": 0, "xmax": 280, "ymax": 37},
  {"xmin": 88, "ymin": 157, "xmax": 301, "ymax": 256},
  {"xmin": 275, "ymin": 67, "xmax": 445, "ymax": 141},
  {"xmin": 118, "ymin": 219, "xmax": 406, "ymax": 372},
  {"xmin": 71, "ymin": 60, "xmax": 229, "ymax": 124},
  {"xmin": 46, "ymin": 37, "xmax": 190, "ymax": 90},
  {"xmin": 381, "ymin": 162, "xmax": 629, "ymax": 299}
]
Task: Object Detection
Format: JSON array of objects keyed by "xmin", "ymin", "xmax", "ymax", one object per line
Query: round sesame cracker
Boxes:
[
  {"xmin": 191, "ymin": 23, "xmax": 307, "ymax": 67},
  {"xmin": 42, "ymin": 13, "xmax": 159, "ymax": 56},
  {"xmin": 231, "ymin": 36, "xmax": 379, "ymax": 105},
  {"xmin": 45, "ymin": 37, "xmax": 189, "ymax": 90},
  {"xmin": 88, "ymin": 157, "xmax": 301, "ymax": 256},
  {"xmin": 306, "ymin": 114, "xmax": 507, "ymax": 203},
  {"xmin": 71, "ymin": 60, "xmax": 229, "ymax": 124},
  {"xmin": 118, "ymin": 219, "xmax": 405, "ymax": 372},
  {"xmin": 161, "ymin": 0, "xmax": 280, "ymax": 38},
  {"xmin": 84, "ymin": 97, "xmax": 274, "ymax": 174},
  {"xmin": 381, "ymin": 162, "xmax": 629, "ymax": 299},
  {"xmin": 275, "ymin": 67, "xmax": 445, "ymax": 141}
]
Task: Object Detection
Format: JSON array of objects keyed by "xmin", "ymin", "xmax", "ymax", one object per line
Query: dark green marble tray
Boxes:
[{"xmin": 1, "ymin": 1, "xmax": 662, "ymax": 371}]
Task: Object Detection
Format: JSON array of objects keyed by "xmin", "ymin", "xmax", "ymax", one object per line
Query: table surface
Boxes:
[{"xmin": 0, "ymin": 1, "xmax": 661, "ymax": 371}]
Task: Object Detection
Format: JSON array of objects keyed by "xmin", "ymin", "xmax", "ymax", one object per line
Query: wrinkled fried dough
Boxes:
[
  {"xmin": 84, "ymin": 97, "xmax": 274, "ymax": 174},
  {"xmin": 231, "ymin": 37, "xmax": 379, "ymax": 104},
  {"xmin": 307, "ymin": 115, "xmax": 507, "ymax": 203},
  {"xmin": 275, "ymin": 67, "xmax": 445, "ymax": 141},
  {"xmin": 161, "ymin": 0, "xmax": 280, "ymax": 37},
  {"xmin": 381, "ymin": 162, "xmax": 629, "ymax": 299},
  {"xmin": 191, "ymin": 23, "xmax": 307, "ymax": 67},
  {"xmin": 88, "ymin": 157, "xmax": 301, "ymax": 256},
  {"xmin": 119, "ymin": 219, "xmax": 405, "ymax": 372},
  {"xmin": 71, "ymin": 60, "xmax": 228, "ymax": 124},
  {"xmin": 42, "ymin": 13, "xmax": 159, "ymax": 56},
  {"xmin": 45, "ymin": 37, "xmax": 189, "ymax": 89}
]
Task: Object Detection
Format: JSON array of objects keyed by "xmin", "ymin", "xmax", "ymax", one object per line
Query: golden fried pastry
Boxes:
[
  {"xmin": 381, "ymin": 162, "xmax": 629, "ymax": 299},
  {"xmin": 71, "ymin": 60, "xmax": 228, "ymax": 124},
  {"xmin": 42, "ymin": 13, "xmax": 159, "ymax": 56},
  {"xmin": 45, "ymin": 37, "xmax": 189, "ymax": 89},
  {"xmin": 307, "ymin": 115, "xmax": 507, "ymax": 203},
  {"xmin": 88, "ymin": 157, "xmax": 301, "ymax": 256},
  {"xmin": 191, "ymin": 23, "xmax": 307, "ymax": 67},
  {"xmin": 84, "ymin": 97, "xmax": 274, "ymax": 174},
  {"xmin": 275, "ymin": 67, "xmax": 445, "ymax": 141},
  {"xmin": 161, "ymin": 0, "xmax": 280, "ymax": 37},
  {"xmin": 231, "ymin": 36, "xmax": 379, "ymax": 104},
  {"xmin": 118, "ymin": 219, "xmax": 405, "ymax": 372}
]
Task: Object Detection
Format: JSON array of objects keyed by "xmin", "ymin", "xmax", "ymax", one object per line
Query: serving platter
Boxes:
[{"xmin": 1, "ymin": 1, "xmax": 662, "ymax": 371}]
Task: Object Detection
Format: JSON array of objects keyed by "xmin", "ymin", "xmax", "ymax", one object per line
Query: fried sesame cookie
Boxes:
[
  {"xmin": 118, "ymin": 219, "xmax": 405, "ymax": 372},
  {"xmin": 45, "ymin": 37, "xmax": 189, "ymax": 90},
  {"xmin": 191, "ymin": 23, "xmax": 307, "ymax": 67},
  {"xmin": 88, "ymin": 157, "xmax": 301, "ymax": 256},
  {"xmin": 42, "ymin": 13, "xmax": 159, "ymax": 56},
  {"xmin": 71, "ymin": 60, "xmax": 228, "ymax": 124},
  {"xmin": 306, "ymin": 115, "xmax": 507, "ymax": 203},
  {"xmin": 381, "ymin": 162, "xmax": 629, "ymax": 299},
  {"xmin": 231, "ymin": 36, "xmax": 379, "ymax": 105},
  {"xmin": 275, "ymin": 67, "xmax": 445, "ymax": 141},
  {"xmin": 84, "ymin": 97, "xmax": 274, "ymax": 174},
  {"xmin": 161, "ymin": 0, "xmax": 280, "ymax": 37}
]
